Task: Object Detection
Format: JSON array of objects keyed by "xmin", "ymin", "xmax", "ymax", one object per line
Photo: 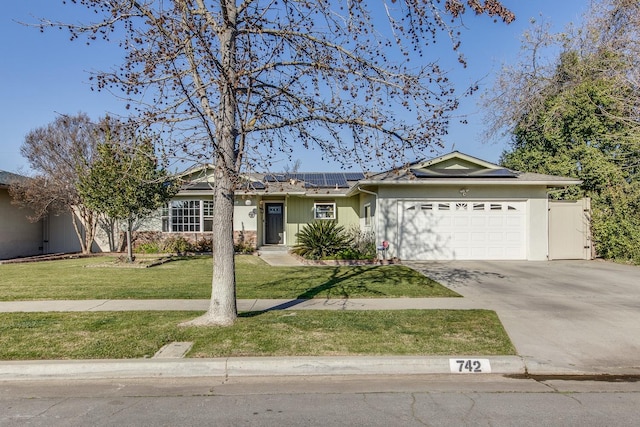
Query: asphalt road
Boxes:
[{"xmin": 2, "ymin": 375, "xmax": 640, "ymax": 426}]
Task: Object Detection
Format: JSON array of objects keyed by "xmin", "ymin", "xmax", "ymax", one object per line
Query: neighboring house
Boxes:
[
  {"xmin": 0, "ymin": 171, "xmax": 43, "ymax": 259},
  {"xmin": 0, "ymin": 171, "xmax": 82, "ymax": 260},
  {"xmin": 154, "ymin": 151, "xmax": 588, "ymax": 261}
]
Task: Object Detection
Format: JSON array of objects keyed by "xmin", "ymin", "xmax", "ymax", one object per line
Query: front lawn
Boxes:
[
  {"xmin": 0, "ymin": 310, "xmax": 514, "ymax": 360},
  {"xmin": 0, "ymin": 255, "xmax": 457, "ymax": 300}
]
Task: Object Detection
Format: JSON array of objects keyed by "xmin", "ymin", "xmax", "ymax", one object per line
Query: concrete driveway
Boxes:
[{"xmin": 406, "ymin": 260, "xmax": 640, "ymax": 375}]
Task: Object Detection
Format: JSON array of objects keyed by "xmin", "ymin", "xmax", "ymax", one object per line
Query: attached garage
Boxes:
[
  {"xmin": 353, "ymin": 151, "xmax": 586, "ymax": 261},
  {"xmin": 398, "ymin": 200, "xmax": 526, "ymax": 260}
]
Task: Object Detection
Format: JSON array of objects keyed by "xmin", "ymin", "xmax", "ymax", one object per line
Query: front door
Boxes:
[{"xmin": 265, "ymin": 203, "xmax": 284, "ymax": 244}]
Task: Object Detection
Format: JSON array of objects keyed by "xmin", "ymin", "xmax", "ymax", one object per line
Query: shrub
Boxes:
[
  {"xmin": 194, "ymin": 237, "xmax": 213, "ymax": 253},
  {"xmin": 292, "ymin": 221, "xmax": 349, "ymax": 260},
  {"xmin": 234, "ymin": 241, "xmax": 255, "ymax": 254},
  {"xmin": 135, "ymin": 242, "xmax": 162, "ymax": 254},
  {"xmin": 132, "ymin": 231, "xmax": 164, "ymax": 254},
  {"xmin": 162, "ymin": 236, "xmax": 192, "ymax": 255},
  {"xmin": 344, "ymin": 226, "xmax": 377, "ymax": 259}
]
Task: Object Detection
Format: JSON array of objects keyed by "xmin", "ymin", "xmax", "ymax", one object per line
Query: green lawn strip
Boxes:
[
  {"xmin": 0, "ymin": 255, "xmax": 458, "ymax": 301},
  {"xmin": 0, "ymin": 310, "xmax": 514, "ymax": 360}
]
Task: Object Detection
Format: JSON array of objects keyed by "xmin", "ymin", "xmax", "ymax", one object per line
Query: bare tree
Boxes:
[
  {"xmin": 38, "ymin": 0, "xmax": 514, "ymax": 325},
  {"xmin": 482, "ymin": 0, "xmax": 640, "ymax": 146},
  {"xmin": 10, "ymin": 113, "xmax": 99, "ymax": 254}
]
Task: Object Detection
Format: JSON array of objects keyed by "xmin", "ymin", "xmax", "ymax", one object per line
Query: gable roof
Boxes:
[
  {"xmin": 176, "ymin": 166, "xmax": 366, "ymax": 197},
  {"xmin": 0, "ymin": 170, "xmax": 29, "ymax": 189},
  {"xmin": 174, "ymin": 151, "xmax": 581, "ymax": 197},
  {"xmin": 356, "ymin": 151, "xmax": 582, "ymax": 188}
]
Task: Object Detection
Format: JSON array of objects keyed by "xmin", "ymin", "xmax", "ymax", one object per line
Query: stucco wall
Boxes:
[
  {"xmin": 45, "ymin": 211, "xmax": 83, "ymax": 254},
  {"xmin": 284, "ymin": 196, "xmax": 359, "ymax": 246},
  {"xmin": 233, "ymin": 196, "xmax": 259, "ymax": 236},
  {"xmin": 0, "ymin": 188, "xmax": 43, "ymax": 259}
]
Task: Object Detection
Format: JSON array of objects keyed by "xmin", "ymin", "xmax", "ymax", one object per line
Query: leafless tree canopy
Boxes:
[
  {"xmin": 43, "ymin": 0, "xmax": 513, "ymax": 172},
  {"xmin": 11, "ymin": 112, "xmax": 99, "ymax": 253},
  {"xmin": 38, "ymin": 0, "xmax": 514, "ymax": 325},
  {"xmin": 482, "ymin": 0, "xmax": 640, "ymax": 145}
]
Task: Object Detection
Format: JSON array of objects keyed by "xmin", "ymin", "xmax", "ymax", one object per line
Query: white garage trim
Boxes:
[{"xmin": 397, "ymin": 200, "xmax": 527, "ymax": 260}]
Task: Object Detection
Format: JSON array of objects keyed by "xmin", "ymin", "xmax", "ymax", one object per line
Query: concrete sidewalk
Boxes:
[
  {"xmin": 0, "ymin": 296, "xmax": 526, "ymax": 381},
  {"xmin": 0, "ymin": 297, "xmax": 483, "ymax": 313}
]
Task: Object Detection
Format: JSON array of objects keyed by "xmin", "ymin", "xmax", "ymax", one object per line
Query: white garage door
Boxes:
[{"xmin": 398, "ymin": 201, "xmax": 527, "ymax": 260}]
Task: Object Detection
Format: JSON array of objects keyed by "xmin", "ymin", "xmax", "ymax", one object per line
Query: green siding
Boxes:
[{"xmin": 285, "ymin": 196, "xmax": 360, "ymax": 246}]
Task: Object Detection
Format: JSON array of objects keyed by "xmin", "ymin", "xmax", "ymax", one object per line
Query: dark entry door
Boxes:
[{"xmin": 265, "ymin": 203, "xmax": 284, "ymax": 244}]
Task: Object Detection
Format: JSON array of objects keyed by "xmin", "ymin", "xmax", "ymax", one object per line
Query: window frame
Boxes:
[
  {"xmin": 364, "ymin": 203, "xmax": 371, "ymax": 226},
  {"xmin": 162, "ymin": 199, "xmax": 214, "ymax": 232},
  {"xmin": 314, "ymin": 202, "xmax": 336, "ymax": 220}
]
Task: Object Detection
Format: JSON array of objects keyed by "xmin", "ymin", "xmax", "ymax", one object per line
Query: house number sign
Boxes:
[{"xmin": 449, "ymin": 358, "xmax": 491, "ymax": 373}]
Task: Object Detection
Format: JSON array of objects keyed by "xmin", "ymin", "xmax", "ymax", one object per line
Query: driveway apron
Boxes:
[{"xmin": 406, "ymin": 260, "xmax": 640, "ymax": 375}]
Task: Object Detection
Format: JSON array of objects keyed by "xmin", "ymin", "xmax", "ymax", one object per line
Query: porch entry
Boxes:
[{"xmin": 264, "ymin": 202, "xmax": 284, "ymax": 244}]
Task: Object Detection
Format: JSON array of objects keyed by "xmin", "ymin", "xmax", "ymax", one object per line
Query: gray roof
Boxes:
[
  {"xmin": 175, "ymin": 152, "xmax": 582, "ymax": 197},
  {"xmin": 0, "ymin": 170, "xmax": 28, "ymax": 188},
  {"xmin": 359, "ymin": 169, "xmax": 581, "ymax": 186}
]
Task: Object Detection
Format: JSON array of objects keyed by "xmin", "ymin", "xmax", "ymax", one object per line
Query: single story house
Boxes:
[
  {"xmin": 155, "ymin": 151, "xmax": 590, "ymax": 261},
  {"xmin": 0, "ymin": 170, "xmax": 86, "ymax": 260},
  {"xmin": 2, "ymin": 152, "xmax": 590, "ymax": 261},
  {"xmin": 0, "ymin": 170, "xmax": 43, "ymax": 259}
]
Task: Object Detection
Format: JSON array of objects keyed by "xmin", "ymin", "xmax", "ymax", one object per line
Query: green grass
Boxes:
[
  {"xmin": 0, "ymin": 310, "xmax": 515, "ymax": 360},
  {"xmin": 0, "ymin": 255, "xmax": 458, "ymax": 300}
]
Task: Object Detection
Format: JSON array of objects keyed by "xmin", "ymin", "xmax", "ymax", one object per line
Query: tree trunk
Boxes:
[
  {"xmin": 126, "ymin": 218, "xmax": 134, "ymax": 263},
  {"xmin": 181, "ymin": 0, "xmax": 239, "ymax": 326},
  {"xmin": 180, "ymin": 165, "xmax": 238, "ymax": 326},
  {"xmin": 70, "ymin": 205, "xmax": 97, "ymax": 254}
]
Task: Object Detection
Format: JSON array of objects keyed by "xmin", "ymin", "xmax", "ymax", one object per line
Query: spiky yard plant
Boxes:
[{"xmin": 292, "ymin": 221, "xmax": 349, "ymax": 260}]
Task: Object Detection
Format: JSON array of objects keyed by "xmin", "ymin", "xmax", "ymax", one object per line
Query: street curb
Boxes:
[{"xmin": 0, "ymin": 356, "xmax": 525, "ymax": 381}]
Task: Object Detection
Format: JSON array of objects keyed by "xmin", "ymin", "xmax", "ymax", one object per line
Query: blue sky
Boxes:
[{"xmin": 0, "ymin": 1, "xmax": 588, "ymax": 174}]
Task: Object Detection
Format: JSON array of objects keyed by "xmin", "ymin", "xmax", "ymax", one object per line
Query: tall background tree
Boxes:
[
  {"xmin": 10, "ymin": 113, "xmax": 99, "ymax": 254},
  {"xmin": 483, "ymin": 0, "xmax": 640, "ymax": 264},
  {"xmin": 78, "ymin": 117, "xmax": 177, "ymax": 262},
  {"xmin": 39, "ymin": 0, "xmax": 514, "ymax": 325}
]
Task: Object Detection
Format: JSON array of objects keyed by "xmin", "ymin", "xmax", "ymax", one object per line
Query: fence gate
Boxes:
[{"xmin": 548, "ymin": 198, "xmax": 592, "ymax": 260}]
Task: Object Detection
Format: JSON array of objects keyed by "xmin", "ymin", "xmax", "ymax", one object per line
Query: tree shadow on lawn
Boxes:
[
  {"xmin": 251, "ymin": 265, "xmax": 416, "ymax": 301},
  {"xmin": 241, "ymin": 265, "xmax": 439, "ymax": 318}
]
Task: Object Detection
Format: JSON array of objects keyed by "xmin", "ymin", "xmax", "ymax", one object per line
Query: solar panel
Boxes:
[
  {"xmin": 324, "ymin": 173, "xmax": 348, "ymax": 188},
  {"xmin": 264, "ymin": 174, "xmax": 288, "ymax": 182},
  {"xmin": 249, "ymin": 181, "xmax": 266, "ymax": 190},
  {"xmin": 303, "ymin": 173, "xmax": 326, "ymax": 187},
  {"xmin": 410, "ymin": 168, "xmax": 518, "ymax": 178},
  {"xmin": 344, "ymin": 172, "xmax": 365, "ymax": 181}
]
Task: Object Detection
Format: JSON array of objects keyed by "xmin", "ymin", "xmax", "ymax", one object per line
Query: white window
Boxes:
[
  {"xmin": 203, "ymin": 200, "xmax": 214, "ymax": 231},
  {"xmin": 364, "ymin": 203, "xmax": 371, "ymax": 226},
  {"xmin": 162, "ymin": 200, "xmax": 214, "ymax": 232},
  {"xmin": 314, "ymin": 202, "xmax": 336, "ymax": 220}
]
